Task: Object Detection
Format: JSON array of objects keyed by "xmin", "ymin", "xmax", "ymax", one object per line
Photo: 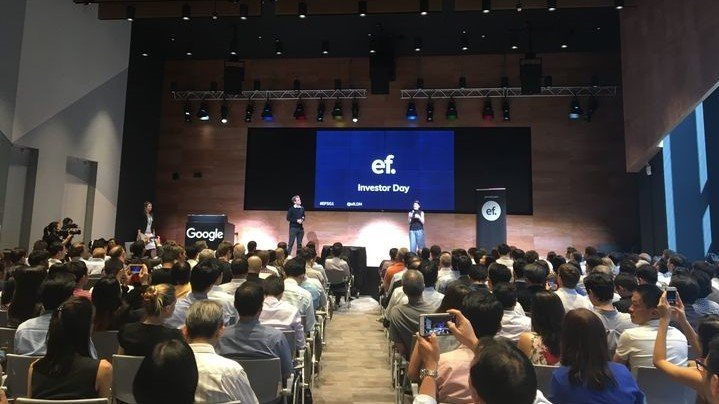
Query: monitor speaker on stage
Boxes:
[{"xmin": 475, "ymin": 188, "xmax": 507, "ymax": 250}]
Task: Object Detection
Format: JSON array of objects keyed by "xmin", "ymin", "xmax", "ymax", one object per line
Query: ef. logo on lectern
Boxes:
[{"xmin": 481, "ymin": 201, "xmax": 501, "ymax": 221}]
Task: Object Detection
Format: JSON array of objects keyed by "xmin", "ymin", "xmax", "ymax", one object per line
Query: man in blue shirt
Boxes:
[
  {"xmin": 15, "ymin": 272, "xmax": 75, "ymax": 355},
  {"xmin": 218, "ymin": 282, "xmax": 293, "ymax": 378}
]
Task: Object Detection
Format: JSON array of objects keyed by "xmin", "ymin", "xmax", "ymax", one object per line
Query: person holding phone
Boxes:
[
  {"xmin": 408, "ymin": 200, "xmax": 425, "ymax": 254},
  {"xmin": 286, "ymin": 195, "xmax": 305, "ymax": 256}
]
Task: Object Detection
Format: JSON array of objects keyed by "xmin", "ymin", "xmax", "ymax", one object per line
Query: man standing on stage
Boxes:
[{"xmin": 287, "ymin": 195, "xmax": 305, "ymax": 256}]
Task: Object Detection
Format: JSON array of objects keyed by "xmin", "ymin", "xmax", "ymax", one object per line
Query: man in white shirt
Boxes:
[
  {"xmin": 435, "ymin": 252, "xmax": 458, "ymax": 294},
  {"xmin": 494, "ymin": 283, "xmax": 531, "ymax": 343},
  {"xmin": 184, "ymin": 300, "xmax": 258, "ymax": 404},
  {"xmin": 47, "ymin": 242, "xmax": 66, "ymax": 267},
  {"xmin": 281, "ymin": 257, "xmax": 316, "ymax": 332},
  {"xmin": 614, "ymin": 284, "xmax": 688, "ymax": 368},
  {"xmin": 386, "ymin": 263, "xmax": 444, "ymax": 316},
  {"xmin": 494, "ymin": 244, "xmax": 514, "ymax": 275},
  {"xmin": 84, "ymin": 247, "xmax": 107, "ymax": 276},
  {"xmin": 555, "ymin": 264, "xmax": 593, "ymax": 312},
  {"xmin": 218, "ymin": 258, "xmax": 248, "ymax": 295},
  {"xmin": 257, "ymin": 250, "xmax": 280, "ymax": 277},
  {"xmin": 584, "ymin": 272, "xmax": 635, "ymax": 354},
  {"xmin": 260, "ymin": 274, "xmax": 305, "ymax": 348}
]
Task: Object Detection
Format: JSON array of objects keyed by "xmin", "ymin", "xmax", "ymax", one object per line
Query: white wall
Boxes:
[{"xmin": 9, "ymin": 0, "xmax": 131, "ymax": 245}]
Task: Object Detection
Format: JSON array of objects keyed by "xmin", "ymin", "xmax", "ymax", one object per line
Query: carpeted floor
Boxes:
[{"xmin": 311, "ymin": 298, "xmax": 395, "ymax": 404}]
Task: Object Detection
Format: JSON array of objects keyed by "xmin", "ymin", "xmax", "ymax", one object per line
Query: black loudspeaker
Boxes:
[
  {"xmin": 520, "ymin": 56, "xmax": 542, "ymax": 95},
  {"xmin": 369, "ymin": 36, "xmax": 395, "ymax": 94},
  {"xmin": 224, "ymin": 62, "xmax": 245, "ymax": 95}
]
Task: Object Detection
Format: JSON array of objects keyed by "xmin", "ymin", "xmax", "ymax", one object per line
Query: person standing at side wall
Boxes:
[
  {"xmin": 408, "ymin": 200, "xmax": 425, "ymax": 254},
  {"xmin": 286, "ymin": 195, "xmax": 305, "ymax": 256}
]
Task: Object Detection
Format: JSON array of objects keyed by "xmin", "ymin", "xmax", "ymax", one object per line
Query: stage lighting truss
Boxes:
[
  {"xmin": 172, "ymin": 89, "xmax": 367, "ymax": 101},
  {"xmin": 399, "ymin": 86, "xmax": 617, "ymax": 99}
]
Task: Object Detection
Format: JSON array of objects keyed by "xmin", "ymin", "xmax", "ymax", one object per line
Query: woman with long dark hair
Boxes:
[
  {"xmin": 549, "ymin": 308, "xmax": 644, "ymax": 403},
  {"xmin": 137, "ymin": 201, "xmax": 157, "ymax": 258},
  {"xmin": 133, "ymin": 339, "xmax": 197, "ymax": 404},
  {"xmin": 91, "ymin": 277, "xmax": 129, "ymax": 332},
  {"xmin": 28, "ymin": 297, "xmax": 112, "ymax": 399},
  {"xmin": 518, "ymin": 291, "xmax": 564, "ymax": 365},
  {"xmin": 8, "ymin": 266, "xmax": 46, "ymax": 327}
]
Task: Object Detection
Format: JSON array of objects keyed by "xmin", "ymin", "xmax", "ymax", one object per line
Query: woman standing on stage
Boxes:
[
  {"xmin": 137, "ymin": 201, "xmax": 157, "ymax": 258},
  {"xmin": 408, "ymin": 200, "xmax": 425, "ymax": 254}
]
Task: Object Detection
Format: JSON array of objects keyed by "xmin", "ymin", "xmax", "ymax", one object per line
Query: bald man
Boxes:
[{"xmin": 246, "ymin": 255, "xmax": 263, "ymax": 285}]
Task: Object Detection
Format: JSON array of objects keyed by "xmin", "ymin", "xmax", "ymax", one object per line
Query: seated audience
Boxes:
[
  {"xmin": 15, "ymin": 272, "xmax": 75, "ymax": 355},
  {"xmin": 384, "ymin": 248, "xmax": 409, "ymax": 292},
  {"xmin": 692, "ymin": 270, "xmax": 719, "ymax": 316},
  {"xmin": 9, "ymin": 265, "xmax": 46, "ymax": 327},
  {"xmin": 388, "ymin": 269, "xmax": 438, "ymax": 359},
  {"xmin": 118, "ymin": 284, "xmax": 183, "ymax": 356},
  {"xmin": 555, "ymin": 264, "xmax": 593, "ymax": 312},
  {"xmin": 495, "ymin": 283, "xmax": 532, "ymax": 343},
  {"xmin": 513, "ymin": 259, "xmax": 529, "ymax": 291},
  {"xmin": 215, "ymin": 241, "xmax": 234, "ymax": 284},
  {"xmin": 28, "ymin": 297, "xmax": 112, "ymax": 399},
  {"xmin": 184, "ymin": 300, "xmax": 258, "ymax": 404},
  {"xmin": 636, "ymin": 264, "xmax": 658, "ymax": 286},
  {"xmin": 549, "ymin": 308, "xmax": 644, "ymax": 403},
  {"xmin": 613, "ymin": 272, "xmax": 637, "ymax": 313},
  {"xmin": 218, "ymin": 282, "xmax": 293, "ymax": 378},
  {"xmin": 495, "ymin": 244, "xmax": 514, "ymax": 272},
  {"xmin": 519, "ymin": 291, "xmax": 564, "ymax": 365},
  {"xmin": 256, "ymin": 250, "xmax": 279, "ymax": 277},
  {"xmin": 379, "ymin": 248, "xmax": 399, "ymax": 279},
  {"xmin": 259, "ymin": 275, "xmax": 305, "ymax": 349},
  {"xmin": 171, "ymin": 261, "xmax": 192, "ymax": 299},
  {"xmin": 151, "ymin": 245, "xmax": 183, "ymax": 285},
  {"xmin": 516, "ymin": 263, "xmax": 548, "ymax": 313},
  {"xmin": 487, "ymin": 263, "xmax": 512, "ymax": 290},
  {"xmin": 245, "ymin": 255, "xmax": 263, "ymax": 284},
  {"xmin": 435, "ymin": 252, "xmax": 458, "ymax": 293},
  {"xmin": 165, "ymin": 259, "xmax": 238, "ymax": 328},
  {"xmin": 302, "ymin": 246, "xmax": 328, "ymax": 282},
  {"xmin": 386, "ymin": 260, "xmax": 444, "ymax": 316},
  {"xmin": 282, "ymin": 257, "xmax": 316, "ymax": 332},
  {"xmin": 614, "ymin": 284, "xmax": 688, "ymax": 368},
  {"xmin": 92, "ymin": 277, "xmax": 129, "ymax": 331},
  {"xmin": 133, "ymin": 340, "xmax": 198, "ymax": 404},
  {"xmin": 584, "ymin": 272, "xmax": 635, "ymax": 353},
  {"xmin": 85, "ymin": 248, "xmax": 106, "ymax": 276},
  {"xmin": 66, "ymin": 261, "xmax": 91, "ymax": 299},
  {"xmin": 47, "ymin": 242, "xmax": 66, "ymax": 266},
  {"xmin": 219, "ymin": 258, "xmax": 248, "ymax": 295}
]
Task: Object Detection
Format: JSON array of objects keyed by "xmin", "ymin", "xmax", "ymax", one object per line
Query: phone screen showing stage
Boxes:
[
  {"xmin": 314, "ymin": 130, "xmax": 455, "ymax": 211},
  {"xmin": 421, "ymin": 314, "xmax": 455, "ymax": 336}
]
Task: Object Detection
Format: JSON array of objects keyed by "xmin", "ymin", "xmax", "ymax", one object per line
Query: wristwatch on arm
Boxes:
[{"xmin": 420, "ymin": 368, "xmax": 438, "ymax": 380}]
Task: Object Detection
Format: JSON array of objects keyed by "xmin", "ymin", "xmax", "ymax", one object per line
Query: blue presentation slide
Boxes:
[{"xmin": 314, "ymin": 130, "xmax": 455, "ymax": 211}]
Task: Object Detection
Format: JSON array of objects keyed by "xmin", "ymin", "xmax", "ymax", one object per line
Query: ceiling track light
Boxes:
[
  {"xmin": 197, "ymin": 103, "xmax": 210, "ymax": 121},
  {"xmin": 294, "ymin": 100, "xmax": 307, "ymax": 121},
  {"xmin": 182, "ymin": 3, "xmax": 191, "ymax": 20},
  {"xmin": 351, "ymin": 99, "xmax": 359, "ymax": 123},
  {"xmin": 406, "ymin": 99, "xmax": 418, "ymax": 121},
  {"xmin": 547, "ymin": 0, "xmax": 557, "ymax": 11},
  {"xmin": 332, "ymin": 99, "xmax": 343, "ymax": 120},
  {"xmin": 425, "ymin": 99, "xmax": 434, "ymax": 122},
  {"xmin": 125, "ymin": 5, "xmax": 135, "ymax": 21},
  {"xmin": 316, "ymin": 99, "xmax": 326, "ymax": 122},
  {"xmin": 482, "ymin": 0, "xmax": 491, "ymax": 14},
  {"xmin": 413, "ymin": 37, "xmax": 423, "ymax": 52},
  {"xmin": 446, "ymin": 98, "xmax": 458, "ymax": 120},
  {"xmin": 459, "ymin": 31, "xmax": 469, "ymax": 51},
  {"xmin": 614, "ymin": 0, "xmax": 624, "ymax": 9},
  {"xmin": 244, "ymin": 102, "xmax": 254, "ymax": 123},
  {"xmin": 569, "ymin": 96, "xmax": 583, "ymax": 119},
  {"xmin": 184, "ymin": 103, "xmax": 192, "ymax": 123},
  {"xmin": 502, "ymin": 98, "xmax": 510, "ymax": 121},
  {"xmin": 261, "ymin": 100, "xmax": 273, "ymax": 121},
  {"xmin": 274, "ymin": 39, "xmax": 283, "ymax": 55},
  {"xmin": 482, "ymin": 97, "xmax": 494, "ymax": 121},
  {"xmin": 220, "ymin": 103, "xmax": 229, "ymax": 124},
  {"xmin": 369, "ymin": 35, "xmax": 377, "ymax": 54},
  {"xmin": 239, "ymin": 4, "xmax": 248, "ymax": 20},
  {"xmin": 419, "ymin": 0, "xmax": 429, "ymax": 15},
  {"xmin": 321, "ymin": 40, "xmax": 329, "ymax": 55},
  {"xmin": 515, "ymin": 2, "xmax": 523, "ymax": 12},
  {"xmin": 298, "ymin": 1, "xmax": 308, "ymax": 18},
  {"xmin": 358, "ymin": 0, "xmax": 367, "ymax": 17}
]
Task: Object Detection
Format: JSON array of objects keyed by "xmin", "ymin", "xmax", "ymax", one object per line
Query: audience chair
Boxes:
[
  {"xmin": 283, "ymin": 331, "xmax": 297, "ymax": 355},
  {"xmin": 92, "ymin": 330, "xmax": 119, "ymax": 361},
  {"xmin": 533, "ymin": 364, "xmax": 559, "ymax": 396},
  {"xmin": 5, "ymin": 354, "xmax": 41, "ymax": 399},
  {"xmin": 111, "ymin": 354, "xmax": 144, "ymax": 404},
  {"xmin": 0, "ymin": 327, "xmax": 17, "ymax": 354},
  {"xmin": 633, "ymin": 366, "xmax": 697, "ymax": 404},
  {"xmin": 0, "ymin": 309, "xmax": 8, "ymax": 327},
  {"xmin": 16, "ymin": 399, "xmax": 109, "ymax": 404},
  {"xmin": 325, "ymin": 271, "xmax": 353, "ymax": 309},
  {"xmin": 223, "ymin": 356, "xmax": 285, "ymax": 404}
]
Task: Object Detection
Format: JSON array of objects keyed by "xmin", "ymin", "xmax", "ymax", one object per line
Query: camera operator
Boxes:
[{"xmin": 42, "ymin": 218, "xmax": 80, "ymax": 247}]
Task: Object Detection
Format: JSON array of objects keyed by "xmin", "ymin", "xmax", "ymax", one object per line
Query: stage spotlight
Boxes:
[
  {"xmin": 261, "ymin": 100, "xmax": 273, "ymax": 121},
  {"xmin": 414, "ymin": 37, "xmax": 422, "ymax": 52},
  {"xmin": 446, "ymin": 99, "xmax": 458, "ymax": 120},
  {"xmin": 275, "ymin": 39, "xmax": 283, "ymax": 55},
  {"xmin": 182, "ymin": 3, "xmax": 191, "ymax": 20},
  {"xmin": 406, "ymin": 100, "xmax": 418, "ymax": 121},
  {"xmin": 220, "ymin": 103, "xmax": 229, "ymax": 124},
  {"xmin": 459, "ymin": 31, "xmax": 469, "ymax": 51},
  {"xmin": 239, "ymin": 4, "xmax": 248, "ymax": 20},
  {"xmin": 482, "ymin": 0, "xmax": 491, "ymax": 14},
  {"xmin": 321, "ymin": 40, "xmax": 329, "ymax": 55},
  {"xmin": 420, "ymin": 0, "xmax": 429, "ymax": 15},
  {"xmin": 317, "ymin": 99, "xmax": 326, "ymax": 122},
  {"xmin": 482, "ymin": 98, "xmax": 494, "ymax": 121},
  {"xmin": 298, "ymin": 1, "xmax": 308, "ymax": 18},
  {"xmin": 516, "ymin": 2, "xmax": 523, "ymax": 12},
  {"xmin": 244, "ymin": 103, "xmax": 254, "ymax": 122},
  {"xmin": 510, "ymin": 34, "xmax": 519, "ymax": 50},
  {"xmin": 126, "ymin": 5, "xmax": 135, "ymax": 21},
  {"xmin": 502, "ymin": 98, "xmax": 510, "ymax": 121},
  {"xmin": 197, "ymin": 103, "xmax": 210, "ymax": 121},
  {"xmin": 425, "ymin": 99, "xmax": 434, "ymax": 122},
  {"xmin": 615, "ymin": 0, "xmax": 624, "ymax": 10},
  {"xmin": 369, "ymin": 35, "xmax": 377, "ymax": 54},
  {"xmin": 547, "ymin": 0, "xmax": 556, "ymax": 11},
  {"xmin": 184, "ymin": 103, "xmax": 192, "ymax": 123},
  {"xmin": 358, "ymin": 0, "xmax": 367, "ymax": 17},
  {"xmin": 351, "ymin": 99, "xmax": 359, "ymax": 123},
  {"xmin": 294, "ymin": 100, "xmax": 307, "ymax": 121},
  {"xmin": 569, "ymin": 96, "xmax": 583, "ymax": 119},
  {"xmin": 332, "ymin": 99, "xmax": 343, "ymax": 120}
]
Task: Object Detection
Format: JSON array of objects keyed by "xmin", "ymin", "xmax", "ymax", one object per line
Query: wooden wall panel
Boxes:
[{"xmin": 155, "ymin": 52, "xmax": 638, "ymax": 264}]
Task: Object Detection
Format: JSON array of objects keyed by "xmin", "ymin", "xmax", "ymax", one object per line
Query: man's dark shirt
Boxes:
[
  {"xmin": 517, "ymin": 284, "xmax": 547, "ymax": 313},
  {"xmin": 613, "ymin": 296, "xmax": 632, "ymax": 313},
  {"xmin": 286, "ymin": 206, "xmax": 305, "ymax": 228}
]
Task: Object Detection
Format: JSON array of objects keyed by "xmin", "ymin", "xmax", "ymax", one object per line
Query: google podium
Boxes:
[{"xmin": 185, "ymin": 214, "xmax": 235, "ymax": 250}]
